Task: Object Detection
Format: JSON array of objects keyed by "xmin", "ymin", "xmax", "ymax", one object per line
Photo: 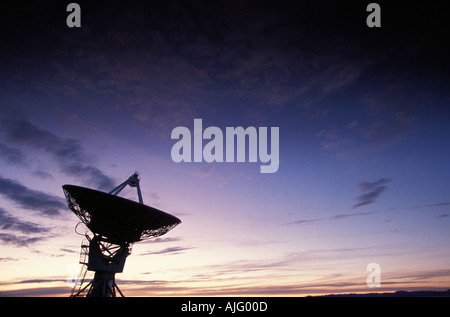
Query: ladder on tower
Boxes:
[{"xmin": 71, "ymin": 235, "xmax": 92, "ymax": 297}]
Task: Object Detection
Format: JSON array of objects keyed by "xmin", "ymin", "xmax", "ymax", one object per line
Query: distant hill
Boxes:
[{"xmin": 320, "ymin": 289, "xmax": 450, "ymax": 297}]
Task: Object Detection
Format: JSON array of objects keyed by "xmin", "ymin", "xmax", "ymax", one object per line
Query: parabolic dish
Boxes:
[{"xmin": 63, "ymin": 185, "xmax": 181, "ymax": 244}]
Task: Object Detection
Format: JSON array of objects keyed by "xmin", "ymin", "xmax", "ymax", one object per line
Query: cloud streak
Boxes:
[
  {"xmin": 353, "ymin": 178, "xmax": 391, "ymax": 209},
  {"xmin": 0, "ymin": 207, "xmax": 49, "ymax": 234},
  {"xmin": 0, "ymin": 143, "xmax": 27, "ymax": 167},
  {"xmin": 0, "ymin": 118, "xmax": 115, "ymax": 190},
  {"xmin": 0, "ymin": 233, "xmax": 45, "ymax": 247},
  {"xmin": 139, "ymin": 246, "xmax": 194, "ymax": 256},
  {"xmin": 286, "ymin": 201, "xmax": 450, "ymax": 226},
  {"xmin": 285, "ymin": 210, "xmax": 379, "ymax": 226},
  {"xmin": 319, "ymin": 111, "xmax": 417, "ymax": 159},
  {"xmin": 2, "ymin": 1, "xmax": 373, "ymax": 134},
  {"xmin": 0, "ymin": 175, "xmax": 65, "ymax": 216}
]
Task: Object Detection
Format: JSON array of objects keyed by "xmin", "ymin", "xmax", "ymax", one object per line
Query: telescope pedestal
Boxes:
[
  {"xmin": 71, "ymin": 235, "xmax": 129, "ymax": 297},
  {"xmin": 87, "ymin": 271, "xmax": 124, "ymax": 297}
]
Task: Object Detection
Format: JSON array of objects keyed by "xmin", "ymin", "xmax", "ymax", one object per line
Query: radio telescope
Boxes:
[{"xmin": 63, "ymin": 172, "xmax": 181, "ymax": 297}]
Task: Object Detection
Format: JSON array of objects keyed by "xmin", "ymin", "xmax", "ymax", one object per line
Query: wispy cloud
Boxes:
[
  {"xmin": 0, "ymin": 233, "xmax": 45, "ymax": 247},
  {"xmin": 411, "ymin": 202, "xmax": 450, "ymax": 209},
  {"xmin": 0, "ymin": 257, "xmax": 20, "ymax": 262},
  {"xmin": 7, "ymin": 1, "xmax": 372, "ymax": 134},
  {"xmin": 285, "ymin": 178, "xmax": 392, "ymax": 225},
  {"xmin": 286, "ymin": 201, "xmax": 450, "ymax": 226},
  {"xmin": 140, "ymin": 246, "xmax": 194, "ymax": 256},
  {"xmin": 353, "ymin": 178, "xmax": 391, "ymax": 209},
  {"xmin": 319, "ymin": 110, "xmax": 417, "ymax": 159},
  {"xmin": 0, "ymin": 118, "xmax": 115, "ymax": 190},
  {"xmin": 0, "ymin": 143, "xmax": 27, "ymax": 167},
  {"xmin": 140, "ymin": 237, "xmax": 183, "ymax": 244},
  {"xmin": 285, "ymin": 210, "xmax": 378, "ymax": 226},
  {"xmin": 122, "ymin": 253, "xmax": 450, "ymax": 296},
  {"xmin": 0, "ymin": 207, "xmax": 49, "ymax": 234},
  {"xmin": 284, "ymin": 217, "xmax": 326, "ymax": 226},
  {"xmin": 59, "ymin": 248, "xmax": 77, "ymax": 254},
  {"xmin": 361, "ymin": 112, "xmax": 417, "ymax": 149},
  {"xmin": 0, "ymin": 175, "xmax": 65, "ymax": 216}
]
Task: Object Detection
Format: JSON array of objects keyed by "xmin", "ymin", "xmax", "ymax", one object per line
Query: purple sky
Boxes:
[{"xmin": 0, "ymin": 1, "xmax": 449, "ymax": 296}]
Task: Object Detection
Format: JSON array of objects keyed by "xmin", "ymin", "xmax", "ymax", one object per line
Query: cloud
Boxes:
[
  {"xmin": 361, "ymin": 112, "xmax": 417, "ymax": 149},
  {"xmin": 284, "ymin": 217, "xmax": 325, "ymax": 226},
  {"xmin": 32, "ymin": 170, "xmax": 54, "ymax": 180},
  {"xmin": 140, "ymin": 246, "xmax": 194, "ymax": 256},
  {"xmin": 192, "ymin": 166, "xmax": 214, "ymax": 178},
  {"xmin": 286, "ymin": 201, "xmax": 450, "ymax": 226},
  {"xmin": 285, "ymin": 210, "xmax": 378, "ymax": 226},
  {"xmin": 357, "ymin": 178, "xmax": 391, "ymax": 192},
  {"xmin": 0, "ymin": 143, "xmax": 27, "ymax": 167},
  {"xmin": 332, "ymin": 210, "xmax": 379, "ymax": 220},
  {"xmin": 286, "ymin": 178, "xmax": 392, "ymax": 224},
  {"xmin": 411, "ymin": 202, "xmax": 450, "ymax": 209},
  {"xmin": 120, "ymin": 246, "xmax": 450, "ymax": 296},
  {"xmin": 4, "ymin": 1, "xmax": 371, "ymax": 133},
  {"xmin": 59, "ymin": 248, "xmax": 77, "ymax": 254},
  {"xmin": 0, "ymin": 207, "xmax": 49, "ymax": 234},
  {"xmin": 353, "ymin": 178, "xmax": 391, "ymax": 209},
  {"xmin": 0, "ymin": 257, "xmax": 20, "ymax": 262},
  {"xmin": 140, "ymin": 237, "xmax": 182, "ymax": 244},
  {"xmin": 0, "ymin": 118, "xmax": 115, "ymax": 190},
  {"xmin": 0, "ymin": 175, "xmax": 65, "ymax": 216},
  {"xmin": 352, "ymin": 187, "xmax": 387, "ymax": 208},
  {"xmin": 0, "ymin": 233, "xmax": 44, "ymax": 247},
  {"xmin": 318, "ymin": 110, "xmax": 417, "ymax": 159}
]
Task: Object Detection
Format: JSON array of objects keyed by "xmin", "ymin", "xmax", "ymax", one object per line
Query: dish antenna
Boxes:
[{"xmin": 63, "ymin": 172, "xmax": 181, "ymax": 297}]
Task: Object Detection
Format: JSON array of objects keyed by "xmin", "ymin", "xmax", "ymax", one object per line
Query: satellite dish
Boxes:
[
  {"xmin": 63, "ymin": 184, "xmax": 180, "ymax": 244},
  {"xmin": 62, "ymin": 172, "xmax": 181, "ymax": 297}
]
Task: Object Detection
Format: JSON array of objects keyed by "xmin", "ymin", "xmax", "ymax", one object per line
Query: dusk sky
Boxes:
[{"xmin": 1, "ymin": 1, "xmax": 449, "ymax": 296}]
